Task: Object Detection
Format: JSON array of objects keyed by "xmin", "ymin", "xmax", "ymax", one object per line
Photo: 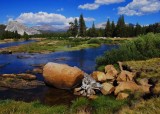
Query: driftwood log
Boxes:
[{"xmin": 74, "ymin": 73, "xmax": 102, "ymax": 97}]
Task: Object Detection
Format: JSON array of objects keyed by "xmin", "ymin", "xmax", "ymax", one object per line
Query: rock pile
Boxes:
[{"xmin": 74, "ymin": 62, "xmax": 153, "ymax": 100}]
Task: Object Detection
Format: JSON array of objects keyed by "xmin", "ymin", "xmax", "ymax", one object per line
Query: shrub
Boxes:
[
  {"xmin": 87, "ymin": 38, "xmax": 101, "ymax": 44},
  {"xmin": 96, "ymin": 33, "xmax": 160, "ymax": 67}
]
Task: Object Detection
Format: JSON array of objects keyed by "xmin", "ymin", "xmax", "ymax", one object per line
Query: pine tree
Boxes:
[
  {"xmin": 115, "ymin": 15, "xmax": 126, "ymax": 37},
  {"xmin": 135, "ymin": 23, "xmax": 142, "ymax": 36},
  {"xmin": 23, "ymin": 32, "xmax": 29, "ymax": 40},
  {"xmin": 105, "ymin": 19, "xmax": 111, "ymax": 37},
  {"xmin": 111, "ymin": 21, "xmax": 116, "ymax": 37},
  {"xmin": 90, "ymin": 22, "xmax": 97, "ymax": 37},
  {"xmin": 73, "ymin": 18, "xmax": 79, "ymax": 37},
  {"xmin": 79, "ymin": 14, "xmax": 86, "ymax": 37}
]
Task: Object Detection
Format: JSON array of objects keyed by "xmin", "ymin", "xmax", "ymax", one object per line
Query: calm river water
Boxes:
[{"xmin": 0, "ymin": 41, "xmax": 118, "ymax": 105}]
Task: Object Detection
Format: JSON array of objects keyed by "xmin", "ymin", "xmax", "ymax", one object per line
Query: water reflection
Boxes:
[{"xmin": 0, "ymin": 44, "xmax": 118, "ymax": 105}]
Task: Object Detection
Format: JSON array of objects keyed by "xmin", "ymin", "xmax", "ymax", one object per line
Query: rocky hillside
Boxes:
[{"xmin": 5, "ymin": 21, "xmax": 41, "ymax": 35}]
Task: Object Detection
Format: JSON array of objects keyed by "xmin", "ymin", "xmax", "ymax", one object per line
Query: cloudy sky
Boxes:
[{"xmin": 0, "ymin": 0, "xmax": 160, "ymax": 28}]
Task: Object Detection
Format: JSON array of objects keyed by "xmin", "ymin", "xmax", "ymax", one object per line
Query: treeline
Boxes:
[
  {"xmin": 0, "ymin": 15, "xmax": 160, "ymax": 39},
  {"xmin": 68, "ymin": 15, "xmax": 160, "ymax": 38},
  {"xmin": 0, "ymin": 30, "xmax": 30, "ymax": 40}
]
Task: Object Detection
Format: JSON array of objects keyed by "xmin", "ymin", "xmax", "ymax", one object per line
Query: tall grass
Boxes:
[
  {"xmin": 96, "ymin": 33, "xmax": 160, "ymax": 68},
  {"xmin": 91, "ymin": 96, "xmax": 128, "ymax": 114}
]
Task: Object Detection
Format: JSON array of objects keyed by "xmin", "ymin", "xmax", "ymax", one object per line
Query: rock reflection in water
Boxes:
[{"xmin": 0, "ymin": 86, "xmax": 76, "ymax": 106}]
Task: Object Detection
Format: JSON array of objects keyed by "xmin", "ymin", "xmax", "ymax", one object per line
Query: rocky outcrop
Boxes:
[
  {"xmin": 0, "ymin": 73, "xmax": 44, "ymax": 89},
  {"xmin": 1, "ymin": 73, "xmax": 36, "ymax": 80},
  {"xmin": 5, "ymin": 21, "xmax": 41, "ymax": 35},
  {"xmin": 73, "ymin": 62, "xmax": 156, "ymax": 100},
  {"xmin": 43, "ymin": 62, "xmax": 84, "ymax": 89},
  {"xmin": 0, "ymin": 50, "xmax": 12, "ymax": 54}
]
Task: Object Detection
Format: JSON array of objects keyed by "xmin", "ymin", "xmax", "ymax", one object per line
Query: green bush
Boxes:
[
  {"xmin": 87, "ymin": 38, "xmax": 101, "ymax": 44},
  {"xmin": 96, "ymin": 33, "xmax": 160, "ymax": 67}
]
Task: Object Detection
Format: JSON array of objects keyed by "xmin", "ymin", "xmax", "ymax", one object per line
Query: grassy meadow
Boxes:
[{"xmin": 1, "ymin": 37, "xmax": 130, "ymax": 53}]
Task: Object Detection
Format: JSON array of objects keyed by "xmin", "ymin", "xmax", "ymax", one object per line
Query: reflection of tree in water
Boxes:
[
  {"xmin": 78, "ymin": 49, "xmax": 85, "ymax": 69},
  {"xmin": 42, "ymin": 87, "xmax": 76, "ymax": 106}
]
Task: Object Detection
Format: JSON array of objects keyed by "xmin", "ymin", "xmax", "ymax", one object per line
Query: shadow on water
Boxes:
[{"xmin": 0, "ymin": 44, "xmax": 118, "ymax": 105}]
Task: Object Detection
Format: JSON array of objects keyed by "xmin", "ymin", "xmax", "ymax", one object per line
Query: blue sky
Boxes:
[{"xmin": 0, "ymin": 0, "xmax": 160, "ymax": 28}]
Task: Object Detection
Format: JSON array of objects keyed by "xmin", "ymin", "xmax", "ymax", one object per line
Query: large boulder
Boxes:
[
  {"xmin": 114, "ymin": 81, "xmax": 150, "ymax": 95},
  {"xmin": 43, "ymin": 62, "xmax": 84, "ymax": 89},
  {"xmin": 105, "ymin": 65, "xmax": 118, "ymax": 78},
  {"xmin": 114, "ymin": 81, "xmax": 140, "ymax": 95}
]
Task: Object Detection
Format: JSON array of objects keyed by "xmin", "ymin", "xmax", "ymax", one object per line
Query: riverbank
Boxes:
[
  {"xmin": 0, "ymin": 38, "xmax": 131, "ymax": 53},
  {"xmin": 0, "ymin": 58, "xmax": 159, "ymax": 114}
]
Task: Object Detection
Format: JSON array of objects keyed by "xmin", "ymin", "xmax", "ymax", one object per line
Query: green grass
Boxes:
[
  {"xmin": 0, "ymin": 100, "xmax": 68, "ymax": 114},
  {"xmin": 91, "ymin": 96, "xmax": 128, "ymax": 114},
  {"xmin": 123, "ymin": 58, "xmax": 160, "ymax": 79},
  {"xmin": 2, "ymin": 38, "xmax": 131, "ymax": 53},
  {"xmin": 0, "ymin": 96, "xmax": 128, "ymax": 114},
  {"xmin": 70, "ymin": 97, "xmax": 90, "ymax": 113}
]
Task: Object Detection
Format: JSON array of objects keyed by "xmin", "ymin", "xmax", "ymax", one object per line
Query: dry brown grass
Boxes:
[{"xmin": 119, "ymin": 97, "xmax": 160, "ymax": 114}]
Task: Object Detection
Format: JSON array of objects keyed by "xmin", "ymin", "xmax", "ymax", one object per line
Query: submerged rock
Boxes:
[
  {"xmin": 43, "ymin": 62, "xmax": 84, "ymax": 89},
  {"xmin": 0, "ymin": 76, "xmax": 44, "ymax": 89},
  {"xmin": 32, "ymin": 68, "xmax": 43, "ymax": 74},
  {"xmin": 1, "ymin": 73, "xmax": 36, "ymax": 80},
  {"xmin": 0, "ymin": 50, "xmax": 12, "ymax": 54}
]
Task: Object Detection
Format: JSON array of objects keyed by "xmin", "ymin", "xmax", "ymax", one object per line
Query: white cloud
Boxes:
[
  {"xmin": 78, "ymin": 0, "xmax": 125, "ymax": 10},
  {"xmin": 118, "ymin": 0, "xmax": 160, "ymax": 16},
  {"xmin": 95, "ymin": 0, "xmax": 125, "ymax": 4},
  {"xmin": 78, "ymin": 3, "xmax": 100, "ymax": 10},
  {"xmin": 14, "ymin": 12, "xmax": 95, "ymax": 26},
  {"xmin": 56, "ymin": 8, "xmax": 64, "ymax": 12},
  {"xmin": 95, "ymin": 22, "xmax": 106, "ymax": 28}
]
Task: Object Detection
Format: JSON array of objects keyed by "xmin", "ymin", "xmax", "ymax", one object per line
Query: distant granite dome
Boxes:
[{"xmin": 5, "ymin": 21, "xmax": 41, "ymax": 35}]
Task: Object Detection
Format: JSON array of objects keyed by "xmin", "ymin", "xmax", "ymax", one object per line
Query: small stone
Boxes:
[
  {"xmin": 32, "ymin": 68, "xmax": 43, "ymax": 74},
  {"xmin": 88, "ymin": 95, "xmax": 98, "ymax": 100},
  {"xmin": 105, "ymin": 65, "xmax": 118, "ymax": 77},
  {"xmin": 117, "ymin": 71, "xmax": 135, "ymax": 82},
  {"xmin": 101, "ymin": 82, "xmax": 115, "ymax": 95},
  {"xmin": 91, "ymin": 71, "xmax": 107, "ymax": 82},
  {"xmin": 116, "ymin": 92, "xmax": 129, "ymax": 100}
]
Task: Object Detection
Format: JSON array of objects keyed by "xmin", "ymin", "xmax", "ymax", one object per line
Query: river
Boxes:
[{"xmin": 0, "ymin": 41, "xmax": 118, "ymax": 105}]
